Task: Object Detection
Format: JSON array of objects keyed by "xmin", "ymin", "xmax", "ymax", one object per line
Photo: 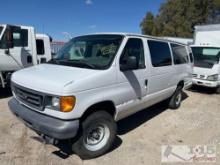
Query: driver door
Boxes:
[
  {"xmin": 117, "ymin": 38, "xmax": 149, "ymax": 117},
  {"xmin": 1, "ymin": 26, "xmax": 34, "ymax": 71}
]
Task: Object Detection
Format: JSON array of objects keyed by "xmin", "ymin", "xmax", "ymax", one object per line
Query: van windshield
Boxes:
[
  {"xmin": 51, "ymin": 35, "xmax": 123, "ymax": 70},
  {"xmin": 192, "ymin": 47, "xmax": 220, "ymax": 68}
]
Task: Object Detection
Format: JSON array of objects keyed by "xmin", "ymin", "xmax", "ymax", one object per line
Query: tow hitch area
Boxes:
[{"xmin": 31, "ymin": 134, "xmax": 59, "ymax": 145}]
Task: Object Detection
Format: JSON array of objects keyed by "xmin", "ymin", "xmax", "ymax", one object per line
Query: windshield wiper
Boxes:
[{"xmin": 60, "ymin": 59, "xmax": 96, "ymax": 69}]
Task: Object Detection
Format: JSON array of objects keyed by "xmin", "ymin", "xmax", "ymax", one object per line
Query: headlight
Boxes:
[
  {"xmin": 49, "ymin": 96, "xmax": 76, "ymax": 112},
  {"xmin": 207, "ymin": 74, "xmax": 218, "ymax": 81},
  {"xmin": 51, "ymin": 97, "xmax": 60, "ymax": 108}
]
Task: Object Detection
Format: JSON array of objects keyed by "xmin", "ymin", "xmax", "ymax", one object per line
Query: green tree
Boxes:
[
  {"xmin": 140, "ymin": 0, "xmax": 220, "ymax": 37},
  {"xmin": 140, "ymin": 12, "xmax": 155, "ymax": 35}
]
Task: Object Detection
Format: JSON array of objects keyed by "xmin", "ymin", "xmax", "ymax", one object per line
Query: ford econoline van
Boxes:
[{"xmin": 8, "ymin": 33, "xmax": 192, "ymax": 159}]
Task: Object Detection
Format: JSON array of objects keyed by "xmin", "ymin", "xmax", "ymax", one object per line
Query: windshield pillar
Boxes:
[{"xmin": 0, "ymin": 25, "xmax": 6, "ymax": 41}]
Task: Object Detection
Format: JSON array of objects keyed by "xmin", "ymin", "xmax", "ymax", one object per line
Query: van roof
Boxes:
[{"xmin": 74, "ymin": 32, "xmax": 188, "ymax": 46}]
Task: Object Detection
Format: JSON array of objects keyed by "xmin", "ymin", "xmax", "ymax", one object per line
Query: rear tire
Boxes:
[
  {"xmin": 168, "ymin": 86, "xmax": 183, "ymax": 109},
  {"xmin": 71, "ymin": 111, "xmax": 117, "ymax": 159},
  {"xmin": 216, "ymin": 86, "xmax": 220, "ymax": 94}
]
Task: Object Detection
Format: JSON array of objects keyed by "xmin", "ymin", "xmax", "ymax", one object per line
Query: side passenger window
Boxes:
[
  {"xmin": 120, "ymin": 38, "xmax": 145, "ymax": 69},
  {"xmin": 148, "ymin": 40, "xmax": 172, "ymax": 67},
  {"xmin": 171, "ymin": 44, "xmax": 189, "ymax": 64}
]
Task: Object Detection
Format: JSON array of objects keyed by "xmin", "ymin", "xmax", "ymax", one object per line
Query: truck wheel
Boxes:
[
  {"xmin": 72, "ymin": 111, "xmax": 117, "ymax": 159},
  {"xmin": 168, "ymin": 87, "xmax": 183, "ymax": 109},
  {"xmin": 216, "ymin": 86, "xmax": 220, "ymax": 94}
]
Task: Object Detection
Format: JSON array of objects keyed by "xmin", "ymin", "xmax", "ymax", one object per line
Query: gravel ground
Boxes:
[{"xmin": 0, "ymin": 86, "xmax": 220, "ymax": 165}]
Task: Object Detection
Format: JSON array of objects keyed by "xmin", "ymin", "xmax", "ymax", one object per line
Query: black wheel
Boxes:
[
  {"xmin": 168, "ymin": 86, "xmax": 183, "ymax": 109},
  {"xmin": 216, "ymin": 86, "xmax": 220, "ymax": 94},
  {"xmin": 72, "ymin": 111, "xmax": 117, "ymax": 159}
]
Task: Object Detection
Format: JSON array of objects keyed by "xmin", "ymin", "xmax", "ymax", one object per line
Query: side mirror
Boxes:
[
  {"xmin": 5, "ymin": 30, "xmax": 14, "ymax": 49},
  {"xmin": 120, "ymin": 56, "xmax": 138, "ymax": 71}
]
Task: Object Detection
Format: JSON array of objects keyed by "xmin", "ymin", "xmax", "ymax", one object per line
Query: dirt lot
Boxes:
[{"xmin": 0, "ymin": 87, "xmax": 220, "ymax": 165}]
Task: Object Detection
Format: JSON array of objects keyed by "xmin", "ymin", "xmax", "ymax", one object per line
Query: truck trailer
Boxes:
[{"xmin": 191, "ymin": 24, "xmax": 220, "ymax": 93}]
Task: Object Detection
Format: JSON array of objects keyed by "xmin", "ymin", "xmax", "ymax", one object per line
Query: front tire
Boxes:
[
  {"xmin": 72, "ymin": 111, "xmax": 117, "ymax": 159},
  {"xmin": 216, "ymin": 86, "xmax": 220, "ymax": 94},
  {"xmin": 168, "ymin": 86, "xmax": 183, "ymax": 109}
]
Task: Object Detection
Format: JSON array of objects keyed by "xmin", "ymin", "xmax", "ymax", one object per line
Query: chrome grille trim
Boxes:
[{"xmin": 11, "ymin": 82, "xmax": 45, "ymax": 111}]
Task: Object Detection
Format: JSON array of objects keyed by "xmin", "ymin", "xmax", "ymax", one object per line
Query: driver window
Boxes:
[
  {"xmin": 13, "ymin": 29, "xmax": 28, "ymax": 47},
  {"xmin": 120, "ymin": 38, "xmax": 145, "ymax": 69}
]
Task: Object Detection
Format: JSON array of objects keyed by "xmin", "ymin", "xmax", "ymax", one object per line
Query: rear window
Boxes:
[
  {"xmin": 148, "ymin": 40, "xmax": 172, "ymax": 67},
  {"xmin": 171, "ymin": 44, "xmax": 189, "ymax": 64}
]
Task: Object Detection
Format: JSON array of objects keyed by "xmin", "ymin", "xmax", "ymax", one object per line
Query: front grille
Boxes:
[
  {"xmin": 12, "ymin": 83, "xmax": 44, "ymax": 111},
  {"xmin": 199, "ymin": 75, "xmax": 205, "ymax": 79}
]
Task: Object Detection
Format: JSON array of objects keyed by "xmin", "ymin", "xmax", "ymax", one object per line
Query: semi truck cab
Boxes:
[{"xmin": 0, "ymin": 24, "xmax": 52, "ymax": 88}]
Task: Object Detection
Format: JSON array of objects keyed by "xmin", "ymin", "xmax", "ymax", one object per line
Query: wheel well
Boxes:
[
  {"xmin": 177, "ymin": 81, "xmax": 184, "ymax": 89},
  {"xmin": 80, "ymin": 101, "xmax": 116, "ymax": 121}
]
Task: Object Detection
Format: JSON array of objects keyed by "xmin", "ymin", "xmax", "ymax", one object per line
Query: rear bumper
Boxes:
[
  {"xmin": 192, "ymin": 78, "xmax": 220, "ymax": 88},
  {"xmin": 8, "ymin": 98, "xmax": 79, "ymax": 140}
]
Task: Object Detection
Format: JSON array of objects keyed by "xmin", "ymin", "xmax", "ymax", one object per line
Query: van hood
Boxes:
[{"xmin": 11, "ymin": 64, "xmax": 103, "ymax": 95}]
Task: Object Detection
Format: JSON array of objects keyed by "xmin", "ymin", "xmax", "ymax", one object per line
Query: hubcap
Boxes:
[
  {"xmin": 83, "ymin": 124, "xmax": 110, "ymax": 151},
  {"xmin": 175, "ymin": 92, "xmax": 182, "ymax": 105}
]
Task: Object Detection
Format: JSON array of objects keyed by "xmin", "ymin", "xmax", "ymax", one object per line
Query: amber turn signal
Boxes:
[{"xmin": 60, "ymin": 96, "xmax": 76, "ymax": 112}]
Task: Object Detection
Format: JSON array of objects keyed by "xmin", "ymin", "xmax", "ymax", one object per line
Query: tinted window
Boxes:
[
  {"xmin": 13, "ymin": 29, "xmax": 28, "ymax": 47},
  {"xmin": 120, "ymin": 38, "xmax": 145, "ymax": 69},
  {"xmin": 148, "ymin": 40, "xmax": 172, "ymax": 67},
  {"xmin": 36, "ymin": 39, "xmax": 45, "ymax": 55},
  {"xmin": 171, "ymin": 44, "xmax": 189, "ymax": 64}
]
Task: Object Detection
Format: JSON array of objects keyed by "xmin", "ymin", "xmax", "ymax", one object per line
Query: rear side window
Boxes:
[
  {"xmin": 13, "ymin": 29, "xmax": 28, "ymax": 47},
  {"xmin": 120, "ymin": 38, "xmax": 145, "ymax": 69},
  {"xmin": 171, "ymin": 44, "xmax": 189, "ymax": 64},
  {"xmin": 148, "ymin": 40, "xmax": 172, "ymax": 67},
  {"xmin": 36, "ymin": 39, "xmax": 45, "ymax": 55}
]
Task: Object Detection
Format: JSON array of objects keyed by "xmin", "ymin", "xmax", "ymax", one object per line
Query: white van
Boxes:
[
  {"xmin": 8, "ymin": 33, "xmax": 192, "ymax": 159},
  {"xmin": 191, "ymin": 24, "xmax": 220, "ymax": 93}
]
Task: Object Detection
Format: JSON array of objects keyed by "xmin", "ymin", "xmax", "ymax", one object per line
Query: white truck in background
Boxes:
[
  {"xmin": 191, "ymin": 24, "xmax": 220, "ymax": 93},
  {"xmin": 0, "ymin": 24, "xmax": 52, "ymax": 88}
]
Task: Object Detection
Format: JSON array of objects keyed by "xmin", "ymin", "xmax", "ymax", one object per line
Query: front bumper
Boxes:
[
  {"xmin": 192, "ymin": 78, "xmax": 220, "ymax": 88},
  {"xmin": 8, "ymin": 98, "xmax": 79, "ymax": 140}
]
